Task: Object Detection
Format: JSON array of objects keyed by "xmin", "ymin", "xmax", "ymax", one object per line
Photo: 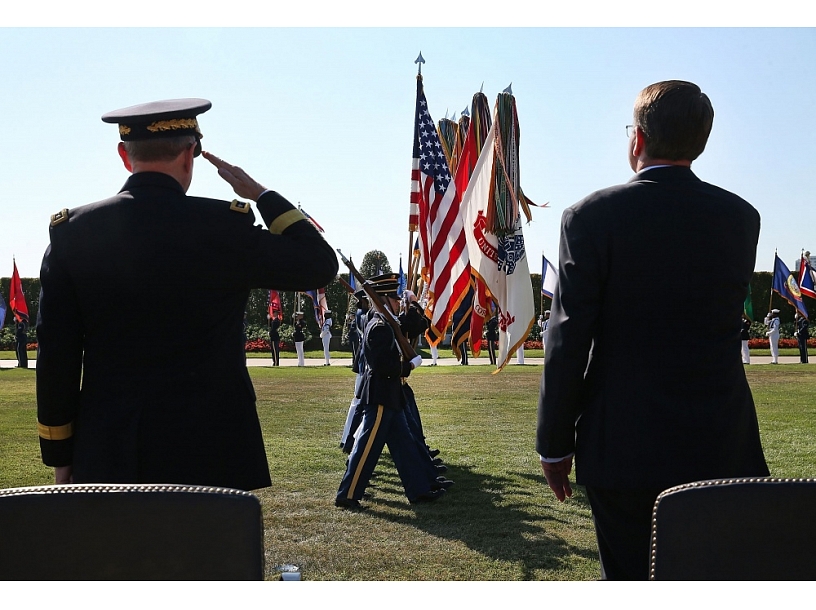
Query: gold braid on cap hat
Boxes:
[{"xmin": 146, "ymin": 118, "xmax": 201, "ymax": 134}]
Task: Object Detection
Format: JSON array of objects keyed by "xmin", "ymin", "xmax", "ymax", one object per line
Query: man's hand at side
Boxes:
[
  {"xmin": 202, "ymin": 151, "xmax": 267, "ymax": 201},
  {"xmin": 55, "ymin": 465, "xmax": 73, "ymax": 485},
  {"xmin": 540, "ymin": 456, "xmax": 573, "ymax": 502}
]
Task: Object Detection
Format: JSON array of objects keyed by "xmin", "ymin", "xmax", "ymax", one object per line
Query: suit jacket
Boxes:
[
  {"xmin": 536, "ymin": 166, "xmax": 768, "ymax": 490},
  {"xmin": 37, "ymin": 171, "xmax": 338, "ymax": 490}
]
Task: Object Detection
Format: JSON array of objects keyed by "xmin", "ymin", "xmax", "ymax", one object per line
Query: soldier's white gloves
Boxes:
[{"xmin": 410, "ymin": 355, "xmax": 423, "ymax": 369}]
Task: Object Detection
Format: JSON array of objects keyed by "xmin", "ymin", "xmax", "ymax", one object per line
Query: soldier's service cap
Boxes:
[
  {"xmin": 354, "ymin": 289, "xmax": 368, "ymax": 301},
  {"xmin": 367, "ymin": 273, "xmax": 400, "ymax": 298},
  {"xmin": 102, "ymin": 98, "xmax": 212, "ymax": 156}
]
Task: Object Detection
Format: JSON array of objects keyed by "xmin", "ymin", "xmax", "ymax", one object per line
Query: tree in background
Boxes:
[{"xmin": 360, "ymin": 250, "xmax": 392, "ymax": 279}]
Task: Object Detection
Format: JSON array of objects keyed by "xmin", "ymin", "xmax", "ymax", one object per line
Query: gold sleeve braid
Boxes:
[
  {"xmin": 268, "ymin": 209, "xmax": 307, "ymax": 235},
  {"xmin": 37, "ymin": 421, "xmax": 74, "ymax": 441}
]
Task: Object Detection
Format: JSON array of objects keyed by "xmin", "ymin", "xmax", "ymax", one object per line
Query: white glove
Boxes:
[
  {"xmin": 410, "ymin": 355, "xmax": 423, "ymax": 369},
  {"xmin": 403, "ymin": 290, "xmax": 417, "ymax": 303}
]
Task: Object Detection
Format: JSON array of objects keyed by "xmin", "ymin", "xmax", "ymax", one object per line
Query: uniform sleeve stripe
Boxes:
[
  {"xmin": 268, "ymin": 209, "xmax": 306, "ymax": 235},
  {"xmin": 38, "ymin": 422, "xmax": 74, "ymax": 441}
]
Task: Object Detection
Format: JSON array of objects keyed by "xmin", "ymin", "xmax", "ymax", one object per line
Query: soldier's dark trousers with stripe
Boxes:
[{"xmin": 336, "ymin": 403, "xmax": 431, "ymax": 503}]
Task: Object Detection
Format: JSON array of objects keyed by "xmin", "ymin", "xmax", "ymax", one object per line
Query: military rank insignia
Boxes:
[
  {"xmin": 230, "ymin": 200, "xmax": 251, "ymax": 214},
  {"xmin": 50, "ymin": 208, "xmax": 69, "ymax": 227}
]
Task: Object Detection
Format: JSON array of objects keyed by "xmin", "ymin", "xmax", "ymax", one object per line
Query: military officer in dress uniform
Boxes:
[
  {"xmin": 268, "ymin": 312, "xmax": 282, "ymax": 366},
  {"xmin": 794, "ymin": 312, "xmax": 809, "ymax": 364},
  {"xmin": 765, "ymin": 309, "xmax": 781, "ymax": 364},
  {"xmin": 293, "ymin": 311, "xmax": 307, "ymax": 366},
  {"xmin": 36, "ymin": 98, "xmax": 338, "ymax": 490},
  {"xmin": 321, "ymin": 310, "xmax": 333, "ymax": 366}
]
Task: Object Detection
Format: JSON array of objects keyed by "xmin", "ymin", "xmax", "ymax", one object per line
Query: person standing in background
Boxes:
[
  {"xmin": 794, "ymin": 312, "xmax": 809, "ymax": 364},
  {"xmin": 321, "ymin": 310, "xmax": 333, "ymax": 366},
  {"xmin": 293, "ymin": 312, "xmax": 307, "ymax": 367},
  {"xmin": 765, "ymin": 309, "xmax": 780, "ymax": 364},
  {"xmin": 741, "ymin": 315, "xmax": 751, "ymax": 365}
]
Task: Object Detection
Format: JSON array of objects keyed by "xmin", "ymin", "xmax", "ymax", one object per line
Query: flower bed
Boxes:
[{"xmin": 748, "ymin": 338, "xmax": 816, "ymax": 349}]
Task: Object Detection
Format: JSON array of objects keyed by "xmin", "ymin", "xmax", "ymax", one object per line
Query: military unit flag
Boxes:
[
  {"xmin": 461, "ymin": 117, "xmax": 535, "ymax": 370},
  {"xmin": 268, "ymin": 290, "xmax": 282, "ymax": 319},
  {"xmin": 10, "ymin": 260, "xmax": 29, "ymax": 323},
  {"xmin": 772, "ymin": 253, "xmax": 808, "ymax": 319}
]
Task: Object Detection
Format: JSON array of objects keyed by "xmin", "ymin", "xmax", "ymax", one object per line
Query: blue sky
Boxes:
[{"xmin": 2, "ymin": 19, "xmax": 815, "ymax": 282}]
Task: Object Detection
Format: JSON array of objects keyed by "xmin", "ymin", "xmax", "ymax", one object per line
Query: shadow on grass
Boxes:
[{"xmin": 362, "ymin": 458, "xmax": 597, "ymax": 578}]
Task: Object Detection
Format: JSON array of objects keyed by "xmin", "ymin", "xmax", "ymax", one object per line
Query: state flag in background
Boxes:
[
  {"xmin": 0, "ymin": 290, "xmax": 7, "ymax": 331},
  {"xmin": 541, "ymin": 254, "xmax": 557, "ymax": 299},
  {"xmin": 772, "ymin": 253, "xmax": 808, "ymax": 319},
  {"xmin": 799, "ymin": 252, "xmax": 816, "ymax": 300},
  {"xmin": 10, "ymin": 260, "xmax": 29, "ymax": 323},
  {"xmin": 398, "ymin": 257, "xmax": 407, "ymax": 297}
]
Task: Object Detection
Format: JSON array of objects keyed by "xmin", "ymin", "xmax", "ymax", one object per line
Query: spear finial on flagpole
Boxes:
[
  {"xmin": 480, "ymin": 82, "xmax": 484, "ymax": 93},
  {"xmin": 462, "ymin": 106, "xmax": 469, "ymax": 117},
  {"xmin": 415, "ymin": 52, "xmax": 425, "ymax": 76},
  {"xmin": 503, "ymin": 83, "xmax": 513, "ymax": 95}
]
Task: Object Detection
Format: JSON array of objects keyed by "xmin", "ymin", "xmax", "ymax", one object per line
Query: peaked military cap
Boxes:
[
  {"xmin": 101, "ymin": 98, "xmax": 211, "ymax": 156},
  {"xmin": 367, "ymin": 273, "xmax": 400, "ymax": 298}
]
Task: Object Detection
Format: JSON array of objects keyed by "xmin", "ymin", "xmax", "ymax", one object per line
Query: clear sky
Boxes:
[{"xmin": 2, "ymin": 13, "xmax": 815, "ymax": 283}]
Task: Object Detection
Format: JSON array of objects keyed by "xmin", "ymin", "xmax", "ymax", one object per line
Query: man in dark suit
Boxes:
[
  {"xmin": 536, "ymin": 81, "xmax": 769, "ymax": 580},
  {"xmin": 36, "ymin": 98, "xmax": 338, "ymax": 490}
]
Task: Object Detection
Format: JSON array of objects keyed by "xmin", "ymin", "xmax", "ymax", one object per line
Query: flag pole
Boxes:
[
  {"xmin": 769, "ymin": 250, "xmax": 776, "ymax": 314},
  {"xmin": 407, "ymin": 231, "xmax": 415, "ymax": 288}
]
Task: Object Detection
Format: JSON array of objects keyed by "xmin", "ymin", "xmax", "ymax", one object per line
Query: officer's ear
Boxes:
[{"xmin": 117, "ymin": 142, "xmax": 133, "ymax": 172}]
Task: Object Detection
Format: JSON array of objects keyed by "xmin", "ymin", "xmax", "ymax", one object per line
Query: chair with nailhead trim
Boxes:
[
  {"xmin": 650, "ymin": 478, "xmax": 816, "ymax": 580},
  {"xmin": 0, "ymin": 484, "xmax": 264, "ymax": 580}
]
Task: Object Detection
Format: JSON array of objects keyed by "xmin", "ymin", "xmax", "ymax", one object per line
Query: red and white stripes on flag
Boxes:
[{"xmin": 410, "ymin": 75, "xmax": 470, "ymax": 345}]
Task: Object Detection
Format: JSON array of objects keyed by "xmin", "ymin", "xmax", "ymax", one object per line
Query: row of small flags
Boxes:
[{"xmin": 0, "ymin": 260, "xmax": 29, "ymax": 332}]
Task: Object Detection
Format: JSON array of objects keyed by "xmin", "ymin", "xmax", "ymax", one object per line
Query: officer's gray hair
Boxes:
[{"xmin": 123, "ymin": 135, "xmax": 198, "ymax": 163}]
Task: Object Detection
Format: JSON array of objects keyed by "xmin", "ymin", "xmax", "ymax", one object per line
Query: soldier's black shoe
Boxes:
[
  {"xmin": 428, "ymin": 448, "xmax": 441, "ymax": 458},
  {"xmin": 431, "ymin": 478, "xmax": 455, "ymax": 490},
  {"xmin": 335, "ymin": 497, "xmax": 364, "ymax": 510},
  {"xmin": 409, "ymin": 489, "xmax": 446, "ymax": 504},
  {"xmin": 435, "ymin": 464, "xmax": 448, "ymax": 473}
]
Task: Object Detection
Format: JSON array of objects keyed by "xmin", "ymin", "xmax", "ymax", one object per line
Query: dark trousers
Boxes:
[
  {"xmin": 270, "ymin": 335, "xmax": 280, "ymax": 366},
  {"xmin": 337, "ymin": 404, "xmax": 431, "ymax": 502},
  {"xmin": 487, "ymin": 339, "xmax": 497, "ymax": 365},
  {"xmin": 16, "ymin": 340, "xmax": 28, "ymax": 368},
  {"xmin": 585, "ymin": 486, "xmax": 665, "ymax": 580},
  {"xmin": 799, "ymin": 334, "xmax": 809, "ymax": 363}
]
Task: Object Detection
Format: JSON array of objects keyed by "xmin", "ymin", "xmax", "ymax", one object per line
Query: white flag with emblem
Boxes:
[{"xmin": 461, "ymin": 118, "xmax": 535, "ymax": 370}]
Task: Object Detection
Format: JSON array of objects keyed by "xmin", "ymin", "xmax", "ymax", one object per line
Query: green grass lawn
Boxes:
[{"xmin": 1, "ymin": 363, "xmax": 815, "ymax": 580}]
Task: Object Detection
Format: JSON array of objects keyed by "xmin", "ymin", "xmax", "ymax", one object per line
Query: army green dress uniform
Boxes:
[{"xmin": 36, "ymin": 99, "xmax": 338, "ymax": 491}]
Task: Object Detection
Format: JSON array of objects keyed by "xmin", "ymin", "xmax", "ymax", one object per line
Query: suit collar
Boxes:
[
  {"xmin": 121, "ymin": 171, "xmax": 185, "ymax": 194},
  {"xmin": 627, "ymin": 165, "xmax": 699, "ymax": 184}
]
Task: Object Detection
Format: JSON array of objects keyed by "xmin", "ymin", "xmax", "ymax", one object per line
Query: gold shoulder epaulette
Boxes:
[
  {"xmin": 230, "ymin": 200, "xmax": 251, "ymax": 214},
  {"xmin": 50, "ymin": 208, "xmax": 69, "ymax": 227}
]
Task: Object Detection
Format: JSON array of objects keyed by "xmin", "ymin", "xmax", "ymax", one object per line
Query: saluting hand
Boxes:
[
  {"xmin": 202, "ymin": 151, "xmax": 267, "ymax": 202},
  {"xmin": 540, "ymin": 456, "xmax": 573, "ymax": 502}
]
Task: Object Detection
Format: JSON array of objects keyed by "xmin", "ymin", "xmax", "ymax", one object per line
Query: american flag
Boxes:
[
  {"xmin": 298, "ymin": 205, "xmax": 324, "ymax": 233},
  {"xmin": 410, "ymin": 75, "xmax": 470, "ymax": 345}
]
